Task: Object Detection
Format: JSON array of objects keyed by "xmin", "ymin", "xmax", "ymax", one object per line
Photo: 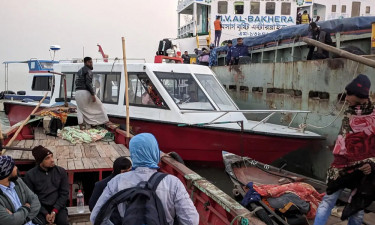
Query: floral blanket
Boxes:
[
  {"xmin": 254, "ymin": 182, "xmax": 324, "ymax": 219},
  {"xmin": 328, "ymin": 102, "xmax": 375, "ymax": 180}
]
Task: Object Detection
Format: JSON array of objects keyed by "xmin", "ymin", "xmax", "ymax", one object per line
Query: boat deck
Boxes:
[{"xmin": 4, "ymin": 127, "xmax": 130, "ymax": 170}]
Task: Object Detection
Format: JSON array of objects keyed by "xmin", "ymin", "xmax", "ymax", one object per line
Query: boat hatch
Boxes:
[
  {"xmin": 154, "ymin": 71, "xmax": 215, "ymax": 110},
  {"xmin": 28, "ymin": 60, "xmax": 58, "ymax": 73}
]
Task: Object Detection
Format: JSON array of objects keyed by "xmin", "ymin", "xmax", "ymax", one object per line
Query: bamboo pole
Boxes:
[
  {"xmin": 0, "ymin": 123, "xmax": 3, "ymax": 151},
  {"xmin": 121, "ymin": 37, "xmax": 130, "ymax": 138},
  {"xmin": 2, "ymin": 92, "xmax": 48, "ymax": 155},
  {"xmin": 301, "ymin": 37, "xmax": 375, "ymax": 68}
]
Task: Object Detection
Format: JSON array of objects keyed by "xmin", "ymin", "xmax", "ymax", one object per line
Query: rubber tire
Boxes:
[
  {"xmin": 249, "ymin": 203, "xmax": 274, "ymax": 225},
  {"xmin": 168, "ymin": 152, "xmax": 185, "ymax": 165}
]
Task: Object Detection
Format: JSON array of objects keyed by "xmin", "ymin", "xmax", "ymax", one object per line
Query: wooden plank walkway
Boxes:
[{"xmin": 4, "ymin": 128, "xmax": 130, "ymax": 171}]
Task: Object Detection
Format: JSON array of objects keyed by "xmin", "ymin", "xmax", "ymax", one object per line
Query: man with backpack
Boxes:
[{"xmin": 90, "ymin": 133, "xmax": 199, "ymax": 225}]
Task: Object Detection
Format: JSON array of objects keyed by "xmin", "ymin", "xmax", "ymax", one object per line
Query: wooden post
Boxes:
[
  {"xmin": 2, "ymin": 92, "xmax": 48, "ymax": 155},
  {"xmin": 372, "ymin": 22, "xmax": 375, "ymax": 55},
  {"xmin": 0, "ymin": 123, "xmax": 3, "ymax": 151},
  {"xmin": 301, "ymin": 37, "xmax": 375, "ymax": 68},
  {"xmin": 122, "ymin": 37, "xmax": 130, "ymax": 139}
]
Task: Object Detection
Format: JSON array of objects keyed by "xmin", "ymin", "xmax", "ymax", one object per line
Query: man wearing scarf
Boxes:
[
  {"xmin": 90, "ymin": 133, "xmax": 199, "ymax": 225},
  {"xmin": 314, "ymin": 74, "xmax": 375, "ymax": 225}
]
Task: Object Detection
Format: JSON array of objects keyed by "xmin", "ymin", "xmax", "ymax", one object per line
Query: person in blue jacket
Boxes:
[{"xmin": 227, "ymin": 37, "xmax": 249, "ymax": 65}]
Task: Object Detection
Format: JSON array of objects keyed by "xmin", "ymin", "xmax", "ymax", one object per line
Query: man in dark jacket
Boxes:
[
  {"xmin": 24, "ymin": 146, "xmax": 69, "ymax": 225},
  {"xmin": 89, "ymin": 156, "xmax": 132, "ymax": 211},
  {"xmin": 0, "ymin": 156, "xmax": 40, "ymax": 225},
  {"xmin": 182, "ymin": 51, "xmax": 191, "ymax": 64},
  {"xmin": 227, "ymin": 37, "xmax": 249, "ymax": 65},
  {"xmin": 307, "ymin": 22, "xmax": 333, "ymax": 60},
  {"xmin": 75, "ymin": 57, "xmax": 109, "ymax": 130}
]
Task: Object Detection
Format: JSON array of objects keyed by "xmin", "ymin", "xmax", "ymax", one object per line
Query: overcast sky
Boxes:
[{"xmin": 0, "ymin": 0, "xmax": 177, "ymax": 91}]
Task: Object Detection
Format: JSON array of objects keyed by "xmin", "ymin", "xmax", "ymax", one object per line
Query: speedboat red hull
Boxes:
[{"xmin": 4, "ymin": 102, "xmax": 323, "ymax": 164}]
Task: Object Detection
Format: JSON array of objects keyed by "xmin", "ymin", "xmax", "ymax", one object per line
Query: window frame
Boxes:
[
  {"xmin": 101, "ymin": 72, "xmax": 121, "ymax": 105},
  {"xmin": 332, "ymin": 5, "xmax": 337, "ymax": 13},
  {"xmin": 126, "ymin": 72, "xmax": 169, "ymax": 109},
  {"xmin": 154, "ymin": 71, "xmax": 216, "ymax": 111},
  {"xmin": 32, "ymin": 75, "xmax": 52, "ymax": 91},
  {"xmin": 218, "ymin": 1, "xmax": 228, "ymax": 14},
  {"xmin": 250, "ymin": 1, "xmax": 260, "ymax": 15},
  {"xmin": 281, "ymin": 2, "xmax": 291, "ymax": 15},
  {"xmin": 59, "ymin": 72, "xmax": 121, "ymax": 104},
  {"xmin": 265, "ymin": 2, "xmax": 276, "ymax": 15},
  {"xmin": 341, "ymin": 5, "xmax": 346, "ymax": 13},
  {"xmin": 234, "ymin": 1, "xmax": 244, "ymax": 15},
  {"xmin": 366, "ymin": 6, "xmax": 371, "ymax": 14}
]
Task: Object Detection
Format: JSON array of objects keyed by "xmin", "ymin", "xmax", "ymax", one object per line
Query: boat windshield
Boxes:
[
  {"xmin": 154, "ymin": 71, "xmax": 215, "ymax": 110},
  {"xmin": 195, "ymin": 74, "xmax": 237, "ymax": 110}
]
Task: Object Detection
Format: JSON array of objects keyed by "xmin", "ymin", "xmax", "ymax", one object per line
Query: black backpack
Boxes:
[{"xmin": 94, "ymin": 172, "xmax": 169, "ymax": 225}]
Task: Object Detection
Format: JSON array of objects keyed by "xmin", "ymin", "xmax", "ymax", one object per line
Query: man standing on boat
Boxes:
[
  {"xmin": 90, "ymin": 133, "xmax": 199, "ymax": 225},
  {"xmin": 24, "ymin": 146, "xmax": 69, "ymax": 225},
  {"xmin": 182, "ymin": 51, "xmax": 191, "ymax": 64},
  {"xmin": 214, "ymin": 16, "xmax": 222, "ymax": 47},
  {"xmin": 301, "ymin": 10, "xmax": 311, "ymax": 24},
  {"xmin": 314, "ymin": 74, "xmax": 374, "ymax": 225},
  {"xmin": 0, "ymin": 156, "xmax": 41, "ymax": 225},
  {"xmin": 307, "ymin": 22, "xmax": 332, "ymax": 60},
  {"xmin": 75, "ymin": 57, "xmax": 109, "ymax": 130},
  {"xmin": 227, "ymin": 37, "xmax": 249, "ymax": 65}
]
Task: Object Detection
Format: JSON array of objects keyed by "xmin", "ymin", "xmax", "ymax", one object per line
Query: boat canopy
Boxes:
[{"xmin": 3, "ymin": 59, "xmax": 58, "ymax": 73}]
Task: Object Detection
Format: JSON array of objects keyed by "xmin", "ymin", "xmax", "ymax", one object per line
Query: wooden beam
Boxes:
[{"xmin": 301, "ymin": 37, "xmax": 375, "ymax": 68}]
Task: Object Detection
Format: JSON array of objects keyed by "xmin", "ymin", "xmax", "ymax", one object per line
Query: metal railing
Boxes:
[
  {"xmin": 178, "ymin": 21, "xmax": 195, "ymax": 38},
  {"xmin": 180, "ymin": 109, "xmax": 311, "ymax": 132}
]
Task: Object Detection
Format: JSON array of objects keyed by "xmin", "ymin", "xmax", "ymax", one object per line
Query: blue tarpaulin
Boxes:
[{"xmin": 216, "ymin": 16, "xmax": 375, "ymax": 51}]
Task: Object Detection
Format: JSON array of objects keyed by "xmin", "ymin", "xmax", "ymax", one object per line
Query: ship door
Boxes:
[
  {"xmin": 201, "ymin": 5, "xmax": 208, "ymax": 34},
  {"xmin": 351, "ymin": 2, "xmax": 361, "ymax": 17}
]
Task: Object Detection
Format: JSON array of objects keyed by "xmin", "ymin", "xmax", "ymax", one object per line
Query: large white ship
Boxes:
[{"xmin": 177, "ymin": 0, "xmax": 375, "ymax": 52}]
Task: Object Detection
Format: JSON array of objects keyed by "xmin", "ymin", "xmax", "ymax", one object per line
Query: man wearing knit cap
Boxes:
[
  {"xmin": 314, "ymin": 74, "xmax": 374, "ymax": 225},
  {"xmin": 24, "ymin": 146, "xmax": 69, "ymax": 225},
  {"xmin": 0, "ymin": 156, "xmax": 41, "ymax": 225}
]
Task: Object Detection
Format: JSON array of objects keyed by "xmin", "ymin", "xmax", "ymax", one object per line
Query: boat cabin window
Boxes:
[
  {"xmin": 93, "ymin": 73, "xmax": 121, "ymax": 104},
  {"xmin": 281, "ymin": 3, "xmax": 291, "ymax": 15},
  {"xmin": 59, "ymin": 72, "xmax": 120, "ymax": 104},
  {"xmin": 250, "ymin": 2, "xmax": 260, "ymax": 14},
  {"xmin": 127, "ymin": 73, "xmax": 167, "ymax": 108},
  {"xmin": 32, "ymin": 75, "xmax": 52, "ymax": 91},
  {"xmin": 195, "ymin": 74, "xmax": 237, "ymax": 110},
  {"xmin": 40, "ymin": 62, "xmax": 54, "ymax": 69},
  {"xmin": 60, "ymin": 73, "xmax": 75, "ymax": 99},
  {"xmin": 266, "ymin": 2, "xmax": 275, "ymax": 15},
  {"xmin": 154, "ymin": 72, "xmax": 214, "ymax": 110},
  {"xmin": 218, "ymin": 1, "xmax": 228, "ymax": 14},
  {"xmin": 234, "ymin": 1, "xmax": 244, "ymax": 14}
]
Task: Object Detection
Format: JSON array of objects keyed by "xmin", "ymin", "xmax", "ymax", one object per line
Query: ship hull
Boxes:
[
  {"xmin": 3, "ymin": 101, "xmax": 322, "ymax": 164},
  {"xmin": 212, "ymin": 57, "xmax": 375, "ymax": 178}
]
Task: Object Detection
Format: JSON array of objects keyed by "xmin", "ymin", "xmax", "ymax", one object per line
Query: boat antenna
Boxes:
[{"xmin": 49, "ymin": 45, "xmax": 61, "ymax": 61}]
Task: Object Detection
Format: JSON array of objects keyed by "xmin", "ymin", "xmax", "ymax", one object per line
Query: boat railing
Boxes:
[
  {"xmin": 178, "ymin": 20, "xmax": 195, "ymax": 38},
  {"xmin": 180, "ymin": 109, "xmax": 311, "ymax": 132},
  {"xmin": 59, "ymin": 58, "xmax": 146, "ymax": 63}
]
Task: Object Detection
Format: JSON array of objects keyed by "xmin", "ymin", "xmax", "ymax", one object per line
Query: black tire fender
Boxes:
[{"xmin": 168, "ymin": 152, "xmax": 185, "ymax": 165}]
